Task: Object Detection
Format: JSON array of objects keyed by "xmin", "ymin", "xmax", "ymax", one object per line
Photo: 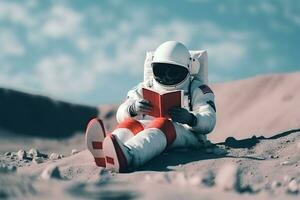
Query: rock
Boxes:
[
  {"xmin": 280, "ymin": 161, "xmax": 291, "ymax": 166},
  {"xmin": 28, "ymin": 148, "xmax": 40, "ymax": 158},
  {"xmin": 270, "ymin": 155, "xmax": 279, "ymax": 159},
  {"xmin": 71, "ymin": 149, "xmax": 79, "ymax": 155},
  {"xmin": 271, "ymin": 181, "xmax": 281, "ymax": 189},
  {"xmin": 0, "ymin": 164, "xmax": 16, "ymax": 173},
  {"xmin": 212, "ymin": 147, "xmax": 227, "ymax": 156},
  {"xmin": 10, "ymin": 152, "xmax": 17, "ymax": 159},
  {"xmin": 40, "ymin": 165, "xmax": 61, "ymax": 180},
  {"xmin": 215, "ymin": 164, "xmax": 242, "ymax": 191},
  {"xmin": 7, "ymin": 165, "xmax": 17, "ymax": 172},
  {"xmin": 4, "ymin": 152, "xmax": 11, "ymax": 156},
  {"xmin": 201, "ymin": 170, "xmax": 215, "ymax": 187},
  {"xmin": 49, "ymin": 153, "xmax": 61, "ymax": 160},
  {"xmin": 33, "ymin": 157, "xmax": 44, "ymax": 164},
  {"xmin": 17, "ymin": 149, "xmax": 27, "ymax": 160},
  {"xmin": 269, "ymin": 155, "xmax": 275, "ymax": 159},
  {"xmin": 287, "ymin": 179, "xmax": 299, "ymax": 194}
]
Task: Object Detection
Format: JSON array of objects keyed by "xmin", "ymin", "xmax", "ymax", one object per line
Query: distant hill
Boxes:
[{"xmin": 0, "ymin": 88, "xmax": 98, "ymax": 137}]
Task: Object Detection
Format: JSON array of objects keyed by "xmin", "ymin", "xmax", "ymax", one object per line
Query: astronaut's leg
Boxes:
[
  {"xmin": 86, "ymin": 118, "xmax": 145, "ymax": 168},
  {"xmin": 103, "ymin": 118, "xmax": 176, "ymax": 172},
  {"xmin": 169, "ymin": 122, "xmax": 207, "ymax": 149},
  {"xmin": 111, "ymin": 118, "xmax": 145, "ymax": 142}
]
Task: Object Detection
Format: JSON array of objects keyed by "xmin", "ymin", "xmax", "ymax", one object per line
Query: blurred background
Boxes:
[{"xmin": 0, "ymin": 0, "xmax": 299, "ymax": 106}]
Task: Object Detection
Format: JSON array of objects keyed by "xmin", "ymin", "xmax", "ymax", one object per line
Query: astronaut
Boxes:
[{"xmin": 86, "ymin": 41, "xmax": 216, "ymax": 172}]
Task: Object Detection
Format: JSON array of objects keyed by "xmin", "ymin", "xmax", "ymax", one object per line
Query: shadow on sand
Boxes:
[
  {"xmin": 138, "ymin": 128, "xmax": 300, "ymax": 172},
  {"xmin": 218, "ymin": 128, "xmax": 300, "ymax": 148}
]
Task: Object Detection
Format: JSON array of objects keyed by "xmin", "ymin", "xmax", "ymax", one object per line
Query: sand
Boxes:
[{"xmin": 0, "ymin": 71, "xmax": 300, "ymax": 199}]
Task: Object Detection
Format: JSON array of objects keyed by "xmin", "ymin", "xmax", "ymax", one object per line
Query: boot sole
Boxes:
[
  {"xmin": 85, "ymin": 118, "xmax": 106, "ymax": 167},
  {"xmin": 103, "ymin": 134, "xmax": 128, "ymax": 173}
]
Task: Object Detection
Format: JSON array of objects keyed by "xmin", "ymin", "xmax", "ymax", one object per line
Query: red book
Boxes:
[{"xmin": 142, "ymin": 87, "xmax": 183, "ymax": 118}]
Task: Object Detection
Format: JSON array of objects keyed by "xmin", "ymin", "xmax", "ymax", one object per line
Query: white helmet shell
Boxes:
[{"xmin": 152, "ymin": 41, "xmax": 191, "ymax": 69}]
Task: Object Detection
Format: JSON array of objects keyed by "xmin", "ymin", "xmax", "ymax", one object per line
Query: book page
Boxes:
[
  {"xmin": 161, "ymin": 90, "xmax": 183, "ymax": 117},
  {"xmin": 142, "ymin": 88, "xmax": 161, "ymax": 117},
  {"xmin": 142, "ymin": 87, "xmax": 183, "ymax": 118}
]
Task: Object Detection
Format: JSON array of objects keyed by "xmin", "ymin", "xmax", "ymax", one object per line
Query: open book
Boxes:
[{"xmin": 142, "ymin": 87, "xmax": 183, "ymax": 118}]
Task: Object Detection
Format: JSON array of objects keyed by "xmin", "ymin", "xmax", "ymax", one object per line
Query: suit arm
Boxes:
[
  {"xmin": 189, "ymin": 86, "xmax": 216, "ymax": 134},
  {"xmin": 116, "ymin": 83, "xmax": 144, "ymax": 123}
]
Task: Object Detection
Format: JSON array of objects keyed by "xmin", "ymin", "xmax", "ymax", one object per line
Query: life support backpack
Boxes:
[{"xmin": 143, "ymin": 50, "xmax": 209, "ymax": 111}]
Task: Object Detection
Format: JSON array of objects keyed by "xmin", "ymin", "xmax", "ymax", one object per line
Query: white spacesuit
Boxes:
[{"xmin": 86, "ymin": 41, "xmax": 216, "ymax": 172}]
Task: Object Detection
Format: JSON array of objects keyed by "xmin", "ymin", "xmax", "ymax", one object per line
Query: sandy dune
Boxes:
[
  {"xmin": 210, "ymin": 71, "xmax": 300, "ymax": 143},
  {"xmin": 0, "ymin": 71, "xmax": 300, "ymax": 199}
]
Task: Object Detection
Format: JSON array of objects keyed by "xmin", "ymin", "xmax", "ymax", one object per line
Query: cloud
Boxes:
[
  {"xmin": 0, "ymin": 0, "xmax": 288, "ymax": 104},
  {"xmin": 0, "ymin": 68, "xmax": 37, "ymax": 93},
  {"xmin": 36, "ymin": 54, "xmax": 95, "ymax": 96},
  {"xmin": 41, "ymin": 5, "xmax": 83, "ymax": 38},
  {"xmin": 28, "ymin": 13, "xmax": 201, "ymax": 99},
  {"xmin": 203, "ymin": 41, "xmax": 247, "ymax": 68},
  {"xmin": 259, "ymin": 2, "xmax": 277, "ymax": 15},
  {"xmin": 34, "ymin": 12, "xmax": 254, "ymax": 98},
  {"xmin": 111, "ymin": 20, "xmax": 195, "ymax": 74},
  {"xmin": 0, "ymin": 30, "xmax": 25, "ymax": 56},
  {"xmin": 85, "ymin": 19, "xmax": 196, "ymax": 76},
  {"xmin": 76, "ymin": 36, "xmax": 92, "ymax": 52},
  {"xmin": 0, "ymin": 1, "xmax": 35, "ymax": 27},
  {"xmin": 281, "ymin": 1, "xmax": 300, "ymax": 27}
]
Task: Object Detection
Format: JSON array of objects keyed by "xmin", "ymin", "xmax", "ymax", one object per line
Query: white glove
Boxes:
[{"xmin": 129, "ymin": 99, "xmax": 153, "ymax": 116}]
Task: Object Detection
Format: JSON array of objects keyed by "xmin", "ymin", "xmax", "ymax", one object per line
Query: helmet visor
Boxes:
[{"xmin": 152, "ymin": 63, "xmax": 189, "ymax": 86}]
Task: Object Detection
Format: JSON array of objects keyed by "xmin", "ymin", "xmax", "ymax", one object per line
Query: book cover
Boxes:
[{"xmin": 142, "ymin": 87, "xmax": 183, "ymax": 118}]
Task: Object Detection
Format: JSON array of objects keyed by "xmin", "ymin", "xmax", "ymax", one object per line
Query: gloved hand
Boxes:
[
  {"xmin": 168, "ymin": 107, "xmax": 197, "ymax": 126},
  {"xmin": 129, "ymin": 99, "xmax": 153, "ymax": 116}
]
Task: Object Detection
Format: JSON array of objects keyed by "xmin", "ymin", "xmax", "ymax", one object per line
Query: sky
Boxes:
[{"xmin": 0, "ymin": 0, "xmax": 299, "ymax": 106}]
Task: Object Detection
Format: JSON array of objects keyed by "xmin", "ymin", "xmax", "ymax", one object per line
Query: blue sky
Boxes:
[{"xmin": 0, "ymin": 0, "xmax": 299, "ymax": 106}]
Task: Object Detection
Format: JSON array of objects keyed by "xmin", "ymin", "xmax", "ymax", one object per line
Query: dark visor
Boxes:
[{"xmin": 152, "ymin": 63, "xmax": 189, "ymax": 86}]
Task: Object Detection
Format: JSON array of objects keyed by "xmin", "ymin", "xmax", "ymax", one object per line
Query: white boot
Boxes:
[
  {"xmin": 103, "ymin": 128, "xmax": 168, "ymax": 171},
  {"xmin": 103, "ymin": 133, "xmax": 132, "ymax": 173},
  {"xmin": 86, "ymin": 118, "xmax": 106, "ymax": 167}
]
